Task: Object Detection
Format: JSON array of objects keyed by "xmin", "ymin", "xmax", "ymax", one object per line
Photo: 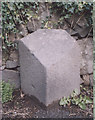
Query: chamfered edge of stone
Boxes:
[
  {"xmin": 18, "ymin": 29, "xmax": 82, "ymax": 68},
  {"xmin": 18, "ymin": 29, "xmax": 80, "ymax": 51}
]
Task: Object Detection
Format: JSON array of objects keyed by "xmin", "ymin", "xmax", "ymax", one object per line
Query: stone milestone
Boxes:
[{"xmin": 18, "ymin": 29, "xmax": 81, "ymax": 106}]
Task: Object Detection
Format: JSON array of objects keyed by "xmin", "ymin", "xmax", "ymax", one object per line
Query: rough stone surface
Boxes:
[
  {"xmin": 83, "ymin": 74, "xmax": 90, "ymax": 86},
  {"xmin": 8, "ymin": 33, "xmax": 16, "ymax": 42},
  {"xmin": 82, "ymin": 74, "xmax": 93, "ymax": 86},
  {"xmin": 0, "ymin": 65, "xmax": 5, "ymax": 71},
  {"xmin": 0, "ymin": 40, "xmax": 2, "ymax": 120},
  {"xmin": 2, "ymin": 69, "xmax": 20, "ymax": 89},
  {"xmin": 77, "ymin": 38, "xmax": 93, "ymax": 75},
  {"xmin": 5, "ymin": 60, "xmax": 18, "ymax": 69},
  {"xmin": 89, "ymin": 74, "xmax": 93, "ymax": 86},
  {"xmin": 80, "ymin": 77, "xmax": 84, "ymax": 84},
  {"xmin": 10, "ymin": 50, "xmax": 19, "ymax": 61},
  {"xmin": 26, "ymin": 20, "xmax": 41, "ymax": 33},
  {"xmin": 17, "ymin": 24, "xmax": 28, "ymax": 37},
  {"xmin": 18, "ymin": 29, "xmax": 81, "ymax": 106},
  {"xmin": 76, "ymin": 26, "xmax": 91, "ymax": 38}
]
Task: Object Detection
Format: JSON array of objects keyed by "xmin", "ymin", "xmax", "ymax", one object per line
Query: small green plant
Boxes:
[
  {"xmin": 2, "ymin": 2, "xmax": 39, "ymax": 50},
  {"xmin": 1, "ymin": 81, "xmax": 14, "ymax": 103},
  {"xmin": 60, "ymin": 89, "xmax": 92, "ymax": 110},
  {"xmin": 50, "ymin": 2, "xmax": 93, "ymax": 27}
]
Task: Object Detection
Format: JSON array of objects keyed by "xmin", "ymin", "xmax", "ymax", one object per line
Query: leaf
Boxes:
[
  {"xmin": 59, "ymin": 99, "xmax": 65, "ymax": 106},
  {"xmin": 64, "ymin": 14, "xmax": 69, "ymax": 19},
  {"xmin": 59, "ymin": 97, "xmax": 68, "ymax": 106},
  {"xmin": 79, "ymin": 103, "xmax": 86, "ymax": 109},
  {"xmin": 83, "ymin": 87, "xmax": 86, "ymax": 91},
  {"xmin": 1, "ymin": 81, "xmax": 13, "ymax": 103},
  {"xmin": 67, "ymin": 96, "xmax": 70, "ymax": 102},
  {"xmin": 85, "ymin": 96, "xmax": 93, "ymax": 104},
  {"xmin": 74, "ymin": 98, "xmax": 80, "ymax": 105},
  {"xmin": 80, "ymin": 85, "xmax": 82, "ymax": 88},
  {"xmin": 79, "ymin": 95, "xmax": 83, "ymax": 102},
  {"xmin": 74, "ymin": 89, "xmax": 79, "ymax": 95}
]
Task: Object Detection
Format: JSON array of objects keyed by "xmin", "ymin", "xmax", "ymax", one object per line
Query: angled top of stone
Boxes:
[{"xmin": 20, "ymin": 29, "xmax": 81, "ymax": 67}]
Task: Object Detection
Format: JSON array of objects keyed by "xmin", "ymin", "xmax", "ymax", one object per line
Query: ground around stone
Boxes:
[{"xmin": 2, "ymin": 84, "xmax": 93, "ymax": 119}]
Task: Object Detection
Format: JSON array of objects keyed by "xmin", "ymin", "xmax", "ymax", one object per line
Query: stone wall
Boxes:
[
  {"xmin": 2, "ymin": 50, "xmax": 20, "ymax": 89},
  {"xmin": 2, "ymin": 4, "xmax": 93, "ymax": 89},
  {"xmin": 77, "ymin": 37, "xmax": 93, "ymax": 86},
  {"xmin": 0, "ymin": 2, "xmax": 2, "ymax": 119}
]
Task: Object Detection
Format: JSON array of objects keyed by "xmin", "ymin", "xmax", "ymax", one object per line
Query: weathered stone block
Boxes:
[
  {"xmin": 2, "ymin": 69, "xmax": 20, "ymax": 89},
  {"xmin": 18, "ymin": 29, "xmax": 81, "ymax": 106},
  {"xmin": 77, "ymin": 38, "xmax": 93, "ymax": 75},
  {"xmin": 6, "ymin": 60, "xmax": 18, "ymax": 69}
]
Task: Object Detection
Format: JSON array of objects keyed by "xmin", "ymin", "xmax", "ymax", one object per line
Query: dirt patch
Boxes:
[{"xmin": 2, "ymin": 84, "xmax": 93, "ymax": 119}]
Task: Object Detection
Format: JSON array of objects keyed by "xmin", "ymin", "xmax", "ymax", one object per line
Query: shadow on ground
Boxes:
[{"xmin": 2, "ymin": 87, "xmax": 93, "ymax": 119}]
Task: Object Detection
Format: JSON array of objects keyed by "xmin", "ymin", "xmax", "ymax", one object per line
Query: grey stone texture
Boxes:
[
  {"xmin": 83, "ymin": 74, "xmax": 90, "ymax": 86},
  {"xmin": 2, "ymin": 69, "xmax": 20, "ymax": 89},
  {"xmin": 0, "ymin": 98, "xmax": 2, "ymax": 120},
  {"xmin": 89, "ymin": 74, "xmax": 93, "ymax": 86},
  {"xmin": 82, "ymin": 74, "xmax": 93, "ymax": 86},
  {"xmin": 77, "ymin": 38, "xmax": 93, "ymax": 75},
  {"xmin": 0, "ymin": 39, "xmax": 2, "ymax": 120},
  {"xmin": 10, "ymin": 50, "xmax": 19, "ymax": 63},
  {"xmin": 18, "ymin": 29, "xmax": 81, "ymax": 106},
  {"xmin": 5, "ymin": 60, "xmax": 18, "ymax": 69}
]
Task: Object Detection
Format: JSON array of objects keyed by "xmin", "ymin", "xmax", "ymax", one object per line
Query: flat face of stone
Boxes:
[{"xmin": 19, "ymin": 29, "xmax": 81, "ymax": 106}]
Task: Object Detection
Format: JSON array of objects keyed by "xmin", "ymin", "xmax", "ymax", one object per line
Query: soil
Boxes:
[{"xmin": 2, "ymin": 84, "xmax": 93, "ymax": 119}]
